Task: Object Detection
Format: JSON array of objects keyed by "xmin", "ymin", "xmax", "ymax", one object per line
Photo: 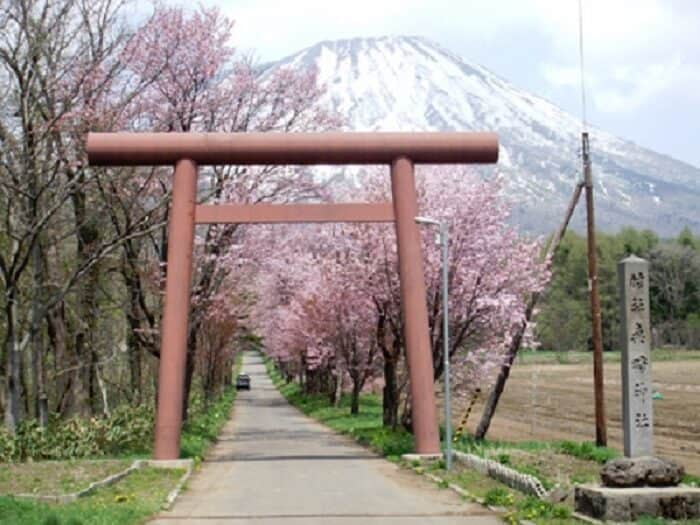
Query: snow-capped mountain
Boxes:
[{"xmin": 267, "ymin": 36, "xmax": 699, "ymax": 235}]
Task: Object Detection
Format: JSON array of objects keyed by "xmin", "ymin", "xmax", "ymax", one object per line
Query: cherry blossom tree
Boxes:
[
  {"xmin": 252, "ymin": 168, "xmax": 549, "ymax": 426},
  {"xmin": 265, "ymin": 226, "xmax": 381, "ymax": 413},
  {"xmin": 0, "ymin": 0, "xmax": 339, "ymax": 430},
  {"xmin": 119, "ymin": 4, "xmax": 340, "ymax": 417}
]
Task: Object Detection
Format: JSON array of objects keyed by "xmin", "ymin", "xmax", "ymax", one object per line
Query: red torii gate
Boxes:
[{"xmin": 87, "ymin": 132, "xmax": 499, "ymax": 459}]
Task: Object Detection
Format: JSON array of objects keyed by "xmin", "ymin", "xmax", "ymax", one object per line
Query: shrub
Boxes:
[
  {"xmin": 483, "ymin": 487, "xmax": 514, "ymax": 506},
  {"xmin": 516, "ymin": 496, "xmax": 571, "ymax": 520},
  {"xmin": 0, "ymin": 387, "xmax": 233, "ymax": 462},
  {"xmin": 0, "ymin": 405, "xmax": 154, "ymax": 462},
  {"xmin": 496, "ymin": 453, "xmax": 511, "ymax": 465}
]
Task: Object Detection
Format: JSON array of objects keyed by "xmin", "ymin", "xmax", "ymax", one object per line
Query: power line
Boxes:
[
  {"xmin": 578, "ymin": 0, "xmax": 589, "ymax": 132},
  {"xmin": 578, "ymin": 0, "xmax": 608, "ymax": 448}
]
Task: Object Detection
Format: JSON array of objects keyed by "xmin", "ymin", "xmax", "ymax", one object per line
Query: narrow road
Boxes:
[{"xmin": 151, "ymin": 352, "xmax": 501, "ymax": 524}]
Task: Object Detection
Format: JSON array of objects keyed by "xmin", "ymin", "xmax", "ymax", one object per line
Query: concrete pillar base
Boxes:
[
  {"xmin": 575, "ymin": 484, "xmax": 700, "ymax": 522},
  {"xmin": 137, "ymin": 459, "xmax": 194, "ymax": 469},
  {"xmin": 401, "ymin": 453, "xmax": 444, "ymax": 463}
]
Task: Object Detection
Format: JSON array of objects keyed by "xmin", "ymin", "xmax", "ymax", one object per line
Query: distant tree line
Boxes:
[{"xmin": 536, "ymin": 226, "xmax": 700, "ymax": 352}]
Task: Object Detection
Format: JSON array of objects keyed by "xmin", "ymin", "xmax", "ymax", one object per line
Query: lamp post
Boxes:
[{"xmin": 415, "ymin": 216, "xmax": 452, "ymax": 470}]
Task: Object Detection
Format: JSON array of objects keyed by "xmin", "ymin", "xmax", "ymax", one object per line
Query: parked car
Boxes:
[{"xmin": 236, "ymin": 373, "xmax": 251, "ymax": 390}]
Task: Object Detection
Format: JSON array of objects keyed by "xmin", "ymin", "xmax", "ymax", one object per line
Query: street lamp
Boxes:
[{"xmin": 415, "ymin": 216, "xmax": 452, "ymax": 470}]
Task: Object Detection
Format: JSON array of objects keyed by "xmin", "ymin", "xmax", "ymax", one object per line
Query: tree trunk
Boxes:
[
  {"xmin": 72, "ymin": 332, "xmax": 90, "ymax": 417},
  {"xmin": 88, "ymin": 338, "xmax": 99, "ymax": 415},
  {"xmin": 475, "ymin": 181, "xmax": 584, "ymax": 440},
  {"xmin": 298, "ymin": 359, "xmax": 305, "ymax": 390},
  {"xmin": 70, "ymin": 172, "xmax": 102, "ymax": 417},
  {"xmin": 47, "ymin": 305, "xmax": 69, "ymax": 416},
  {"xmin": 474, "ymin": 303, "xmax": 531, "ymax": 439},
  {"xmin": 122, "ymin": 246, "xmax": 151, "ymax": 405},
  {"xmin": 350, "ymin": 380, "xmax": 361, "ymax": 415},
  {"xmin": 333, "ymin": 356, "xmax": 343, "ymax": 407},
  {"xmin": 376, "ymin": 307, "xmax": 401, "ymax": 429},
  {"xmin": 181, "ymin": 335, "xmax": 196, "ymax": 423},
  {"xmin": 400, "ymin": 398, "xmax": 412, "ymax": 432},
  {"xmin": 383, "ymin": 355, "xmax": 399, "ymax": 428},
  {"xmin": 4, "ymin": 290, "xmax": 23, "ymax": 433},
  {"xmin": 96, "ymin": 365, "xmax": 110, "ymax": 417},
  {"xmin": 30, "ymin": 240, "xmax": 48, "ymax": 426},
  {"xmin": 127, "ymin": 327, "xmax": 142, "ymax": 405}
]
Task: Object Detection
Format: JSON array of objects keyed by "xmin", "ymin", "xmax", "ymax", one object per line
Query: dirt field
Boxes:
[{"xmin": 457, "ymin": 359, "xmax": 700, "ymax": 475}]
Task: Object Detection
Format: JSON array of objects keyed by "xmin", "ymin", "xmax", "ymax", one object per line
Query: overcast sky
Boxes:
[{"xmin": 194, "ymin": 0, "xmax": 700, "ymax": 168}]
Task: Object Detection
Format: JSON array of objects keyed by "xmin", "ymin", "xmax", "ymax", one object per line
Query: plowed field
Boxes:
[{"xmin": 456, "ymin": 359, "xmax": 700, "ymax": 474}]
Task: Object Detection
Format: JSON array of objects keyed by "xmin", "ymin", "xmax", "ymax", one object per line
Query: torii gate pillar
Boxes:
[
  {"xmin": 154, "ymin": 159, "xmax": 198, "ymax": 459},
  {"xmin": 391, "ymin": 157, "xmax": 440, "ymax": 452}
]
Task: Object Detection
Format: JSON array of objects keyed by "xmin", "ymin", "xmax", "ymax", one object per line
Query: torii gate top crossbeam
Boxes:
[{"xmin": 86, "ymin": 132, "xmax": 499, "ymax": 166}]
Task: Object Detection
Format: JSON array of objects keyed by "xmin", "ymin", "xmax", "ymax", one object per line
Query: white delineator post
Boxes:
[{"xmin": 618, "ymin": 255, "xmax": 654, "ymax": 457}]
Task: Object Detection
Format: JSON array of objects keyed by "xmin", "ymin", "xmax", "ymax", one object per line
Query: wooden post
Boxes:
[
  {"xmin": 583, "ymin": 131, "xmax": 607, "ymax": 447},
  {"xmin": 474, "ymin": 181, "xmax": 584, "ymax": 440}
]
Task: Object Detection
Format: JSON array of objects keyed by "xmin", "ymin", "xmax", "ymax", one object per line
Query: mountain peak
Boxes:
[
  {"xmin": 269, "ymin": 36, "xmax": 700, "ymax": 235},
  {"xmin": 307, "ymin": 35, "xmax": 439, "ymax": 52}
]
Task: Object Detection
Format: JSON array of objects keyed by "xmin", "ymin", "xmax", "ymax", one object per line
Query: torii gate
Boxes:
[{"xmin": 87, "ymin": 132, "xmax": 499, "ymax": 459}]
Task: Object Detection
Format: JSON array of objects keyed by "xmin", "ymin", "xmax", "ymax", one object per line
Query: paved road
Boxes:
[{"xmin": 151, "ymin": 352, "xmax": 501, "ymax": 524}]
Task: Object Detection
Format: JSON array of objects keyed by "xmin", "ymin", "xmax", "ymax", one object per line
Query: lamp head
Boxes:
[{"xmin": 414, "ymin": 216, "xmax": 440, "ymax": 226}]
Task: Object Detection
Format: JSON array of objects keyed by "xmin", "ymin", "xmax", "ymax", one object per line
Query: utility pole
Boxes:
[{"xmin": 583, "ymin": 131, "xmax": 607, "ymax": 447}]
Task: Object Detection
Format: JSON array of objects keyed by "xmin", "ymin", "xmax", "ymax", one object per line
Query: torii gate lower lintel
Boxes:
[{"xmin": 86, "ymin": 132, "xmax": 499, "ymax": 460}]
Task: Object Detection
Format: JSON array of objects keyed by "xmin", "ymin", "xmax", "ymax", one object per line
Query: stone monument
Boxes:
[
  {"xmin": 620, "ymin": 254, "xmax": 654, "ymax": 458},
  {"xmin": 575, "ymin": 255, "xmax": 700, "ymax": 522}
]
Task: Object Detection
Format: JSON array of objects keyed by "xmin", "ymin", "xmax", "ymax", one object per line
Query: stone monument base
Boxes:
[{"xmin": 575, "ymin": 484, "xmax": 700, "ymax": 522}]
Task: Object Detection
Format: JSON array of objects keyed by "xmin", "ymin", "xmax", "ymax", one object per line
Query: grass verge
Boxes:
[
  {"xmin": 0, "ymin": 352, "xmax": 244, "ymax": 524},
  {"xmin": 265, "ymin": 356, "xmax": 700, "ymax": 524},
  {"xmin": 263, "ymin": 356, "xmax": 585, "ymax": 524},
  {"xmin": 518, "ymin": 348, "xmax": 700, "ymax": 365},
  {"xmin": 685, "ymin": 474, "xmax": 700, "ymax": 487},
  {"xmin": 180, "ymin": 388, "xmax": 237, "ymax": 461},
  {"xmin": 0, "ymin": 460, "xmax": 133, "ymax": 495},
  {"xmin": 0, "ymin": 467, "xmax": 183, "ymax": 525},
  {"xmin": 180, "ymin": 350, "xmax": 243, "ymax": 460},
  {"xmin": 264, "ymin": 356, "xmax": 414, "ymax": 458}
]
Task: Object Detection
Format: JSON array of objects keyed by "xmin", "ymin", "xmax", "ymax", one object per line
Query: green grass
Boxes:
[
  {"xmin": 423, "ymin": 459, "xmax": 577, "ymax": 524},
  {"xmin": 636, "ymin": 517, "xmax": 700, "ymax": 525},
  {"xmin": 264, "ymin": 357, "xmax": 414, "ymax": 458},
  {"xmin": 684, "ymin": 473, "xmax": 700, "ymax": 487},
  {"xmin": 264, "ymin": 356, "xmax": 586, "ymax": 524},
  {"xmin": 518, "ymin": 348, "xmax": 700, "ymax": 365},
  {"xmin": 454, "ymin": 434, "xmax": 619, "ymax": 464},
  {"xmin": 555, "ymin": 440, "xmax": 619, "ymax": 464},
  {"xmin": 452, "ymin": 434, "xmax": 619, "ymax": 494},
  {"xmin": 0, "ymin": 353, "xmax": 244, "ymax": 524},
  {"xmin": 508, "ymin": 496, "xmax": 572, "ymax": 523},
  {"xmin": 265, "ymin": 356, "xmax": 697, "ymax": 524},
  {"xmin": 180, "ymin": 352, "xmax": 243, "ymax": 460},
  {"xmin": 0, "ymin": 467, "xmax": 183, "ymax": 525},
  {"xmin": 180, "ymin": 386, "xmax": 237, "ymax": 460},
  {"xmin": 0, "ymin": 460, "xmax": 133, "ymax": 495}
]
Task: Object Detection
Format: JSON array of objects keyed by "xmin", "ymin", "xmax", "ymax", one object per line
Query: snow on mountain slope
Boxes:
[{"xmin": 267, "ymin": 36, "xmax": 699, "ymax": 235}]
